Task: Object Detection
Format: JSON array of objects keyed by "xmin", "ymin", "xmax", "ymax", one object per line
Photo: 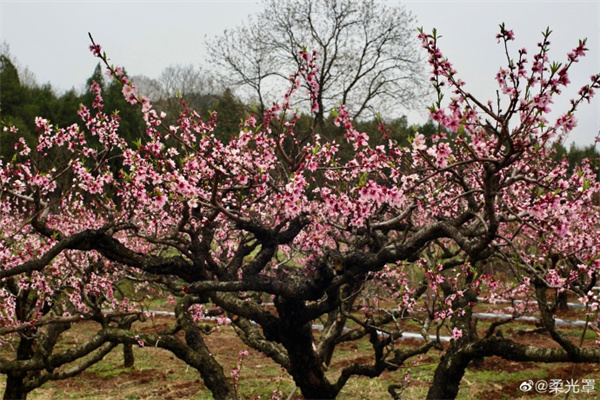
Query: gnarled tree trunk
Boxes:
[
  {"xmin": 3, "ymin": 335, "xmax": 35, "ymax": 400},
  {"xmin": 426, "ymin": 344, "xmax": 471, "ymax": 400},
  {"xmin": 276, "ymin": 298, "xmax": 339, "ymax": 399}
]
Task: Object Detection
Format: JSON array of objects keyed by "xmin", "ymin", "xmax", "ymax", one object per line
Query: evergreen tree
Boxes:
[
  {"xmin": 0, "ymin": 55, "xmax": 23, "ymax": 116},
  {"xmin": 1, "ymin": 54, "xmax": 33, "ymax": 158},
  {"xmin": 551, "ymin": 141, "xmax": 600, "ymax": 180},
  {"xmin": 210, "ymin": 88, "xmax": 246, "ymax": 142}
]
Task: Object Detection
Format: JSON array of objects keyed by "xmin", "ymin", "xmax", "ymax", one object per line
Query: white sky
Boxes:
[{"xmin": 1, "ymin": 0, "xmax": 599, "ymax": 147}]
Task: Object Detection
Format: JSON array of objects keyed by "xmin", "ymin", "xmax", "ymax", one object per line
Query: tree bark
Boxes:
[
  {"xmin": 3, "ymin": 335, "xmax": 35, "ymax": 400},
  {"xmin": 3, "ymin": 375, "xmax": 29, "ymax": 400},
  {"xmin": 120, "ymin": 320, "xmax": 135, "ymax": 368},
  {"xmin": 276, "ymin": 298, "xmax": 338, "ymax": 399},
  {"xmin": 426, "ymin": 344, "xmax": 471, "ymax": 400},
  {"xmin": 556, "ymin": 291, "xmax": 570, "ymax": 312},
  {"xmin": 122, "ymin": 344, "xmax": 135, "ymax": 368}
]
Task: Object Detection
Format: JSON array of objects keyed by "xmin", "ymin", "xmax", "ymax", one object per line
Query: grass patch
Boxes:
[{"xmin": 465, "ymin": 367, "xmax": 548, "ymax": 384}]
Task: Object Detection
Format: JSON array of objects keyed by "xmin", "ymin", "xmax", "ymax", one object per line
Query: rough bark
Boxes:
[
  {"xmin": 427, "ymin": 344, "xmax": 471, "ymax": 400},
  {"xmin": 122, "ymin": 344, "xmax": 135, "ymax": 368},
  {"xmin": 3, "ymin": 374, "xmax": 29, "ymax": 400},
  {"xmin": 22, "ymin": 342, "xmax": 118, "ymax": 393},
  {"xmin": 275, "ymin": 297, "xmax": 338, "ymax": 399},
  {"xmin": 3, "ymin": 334, "xmax": 35, "ymax": 400}
]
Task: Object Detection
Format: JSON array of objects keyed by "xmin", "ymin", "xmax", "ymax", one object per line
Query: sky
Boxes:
[{"xmin": 1, "ymin": 0, "xmax": 599, "ymax": 147}]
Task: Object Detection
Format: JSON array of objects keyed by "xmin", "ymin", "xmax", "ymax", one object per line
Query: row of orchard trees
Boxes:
[{"xmin": 2, "ymin": 4, "xmax": 600, "ymax": 400}]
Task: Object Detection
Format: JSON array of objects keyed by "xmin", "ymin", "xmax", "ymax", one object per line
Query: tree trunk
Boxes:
[
  {"xmin": 118, "ymin": 319, "xmax": 135, "ymax": 368},
  {"xmin": 3, "ymin": 334, "xmax": 35, "ymax": 400},
  {"xmin": 122, "ymin": 343, "xmax": 134, "ymax": 368},
  {"xmin": 276, "ymin": 298, "xmax": 338, "ymax": 399},
  {"xmin": 318, "ymin": 310, "xmax": 344, "ymax": 367},
  {"xmin": 182, "ymin": 329, "xmax": 238, "ymax": 400},
  {"xmin": 426, "ymin": 345, "xmax": 471, "ymax": 400},
  {"xmin": 3, "ymin": 374, "xmax": 30, "ymax": 400},
  {"xmin": 556, "ymin": 291, "xmax": 570, "ymax": 312}
]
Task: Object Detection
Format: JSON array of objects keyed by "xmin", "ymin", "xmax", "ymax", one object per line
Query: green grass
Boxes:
[
  {"xmin": 86, "ymin": 364, "xmax": 134, "ymax": 379},
  {"xmin": 563, "ymin": 327, "xmax": 598, "ymax": 340},
  {"xmin": 464, "ymin": 367, "xmax": 548, "ymax": 384}
]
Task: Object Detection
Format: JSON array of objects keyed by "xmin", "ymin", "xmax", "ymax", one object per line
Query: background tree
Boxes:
[
  {"xmin": 132, "ymin": 64, "xmax": 247, "ymax": 141},
  {"xmin": 206, "ymin": 0, "xmax": 429, "ymax": 134},
  {"xmin": 1, "ymin": 53, "xmax": 34, "ymax": 159},
  {"xmin": 0, "ymin": 54, "xmax": 23, "ymax": 117},
  {"xmin": 157, "ymin": 64, "xmax": 215, "ymax": 105},
  {"xmin": 209, "ymin": 88, "xmax": 247, "ymax": 141},
  {"xmin": 552, "ymin": 141, "xmax": 600, "ymax": 181},
  {"xmin": 137, "ymin": 64, "xmax": 217, "ymax": 125}
]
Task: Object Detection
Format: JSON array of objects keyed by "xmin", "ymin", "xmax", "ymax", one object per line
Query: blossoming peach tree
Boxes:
[{"xmin": 1, "ymin": 25, "xmax": 599, "ymax": 400}]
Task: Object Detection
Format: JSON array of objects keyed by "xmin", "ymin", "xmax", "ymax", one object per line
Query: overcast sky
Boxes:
[{"xmin": 1, "ymin": 0, "xmax": 598, "ymax": 147}]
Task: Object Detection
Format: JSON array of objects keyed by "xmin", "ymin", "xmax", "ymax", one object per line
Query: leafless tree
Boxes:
[
  {"xmin": 133, "ymin": 64, "xmax": 217, "ymax": 123},
  {"xmin": 206, "ymin": 0, "xmax": 429, "ymax": 129},
  {"xmin": 158, "ymin": 64, "xmax": 215, "ymax": 100}
]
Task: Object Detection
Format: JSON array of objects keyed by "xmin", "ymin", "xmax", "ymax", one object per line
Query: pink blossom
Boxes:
[
  {"xmin": 89, "ymin": 44, "xmax": 102, "ymax": 57},
  {"xmin": 451, "ymin": 328, "xmax": 463, "ymax": 340},
  {"xmin": 122, "ymin": 84, "xmax": 138, "ymax": 104},
  {"xmin": 412, "ymin": 133, "xmax": 427, "ymax": 151}
]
